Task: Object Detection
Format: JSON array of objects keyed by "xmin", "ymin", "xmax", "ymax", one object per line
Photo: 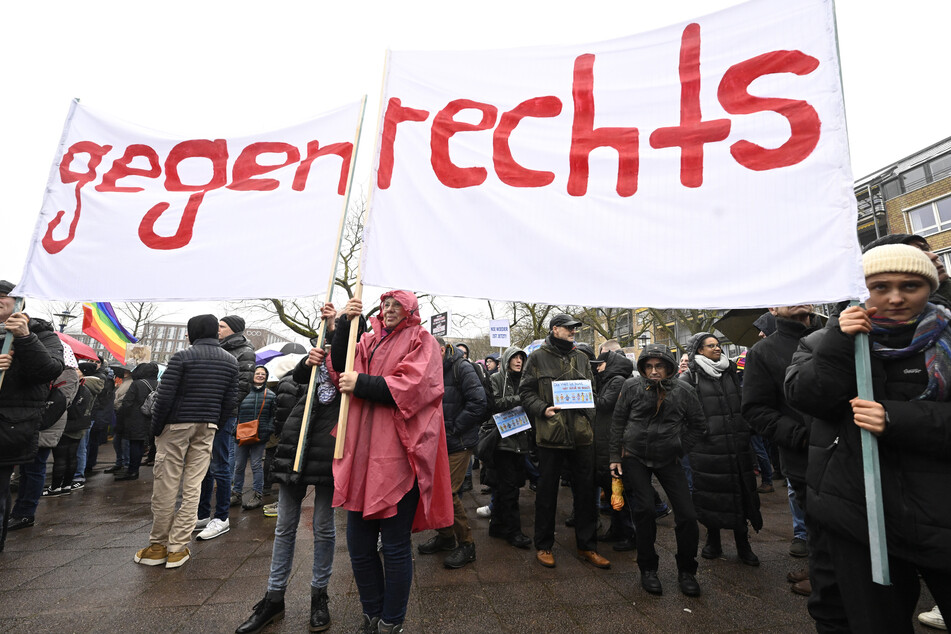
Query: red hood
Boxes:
[{"xmin": 373, "ymin": 290, "xmax": 421, "ymax": 333}]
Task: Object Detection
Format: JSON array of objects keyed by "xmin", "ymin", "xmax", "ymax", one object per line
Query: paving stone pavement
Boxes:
[{"xmin": 0, "ymin": 446, "xmax": 936, "ymax": 633}]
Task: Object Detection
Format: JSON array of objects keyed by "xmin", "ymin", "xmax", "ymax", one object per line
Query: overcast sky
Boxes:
[{"xmin": 2, "ymin": 0, "xmax": 949, "ymax": 336}]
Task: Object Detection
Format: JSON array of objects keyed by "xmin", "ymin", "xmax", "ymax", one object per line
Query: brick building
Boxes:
[{"xmin": 855, "ymin": 136, "xmax": 951, "ymax": 268}]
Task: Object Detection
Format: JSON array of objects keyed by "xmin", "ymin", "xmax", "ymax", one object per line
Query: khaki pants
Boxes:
[
  {"xmin": 149, "ymin": 423, "xmax": 216, "ymax": 552},
  {"xmin": 437, "ymin": 450, "xmax": 473, "ymax": 545}
]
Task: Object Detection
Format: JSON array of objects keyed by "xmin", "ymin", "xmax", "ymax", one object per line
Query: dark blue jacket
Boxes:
[
  {"xmin": 151, "ymin": 338, "xmax": 238, "ymax": 435},
  {"xmin": 238, "ymin": 385, "xmax": 276, "ymax": 444},
  {"xmin": 442, "ymin": 347, "xmax": 487, "ymax": 454}
]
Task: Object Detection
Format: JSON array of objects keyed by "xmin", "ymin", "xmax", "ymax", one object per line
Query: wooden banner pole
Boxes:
[{"xmin": 292, "ymin": 96, "xmax": 367, "ymax": 473}]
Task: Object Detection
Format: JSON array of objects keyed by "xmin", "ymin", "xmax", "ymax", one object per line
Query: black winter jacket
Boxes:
[
  {"xmin": 272, "ymin": 358, "xmax": 339, "ymax": 487},
  {"xmin": 593, "ymin": 351, "xmax": 633, "ymax": 482},
  {"xmin": 274, "ymin": 373, "xmax": 306, "ymax": 436},
  {"xmin": 151, "ymin": 338, "xmax": 239, "ymax": 436},
  {"xmin": 741, "ymin": 315, "xmax": 823, "ymax": 484},
  {"xmin": 90, "ymin": 366, "xmax": 115, "ymax": 431},
  {"xmin": 680, "ymin": 334, "xmax": 761, "ymax": 531},
  {"xmin": 0, "ymin": 318, "xmax": 65, "ymax": 467},
  {"xmin": 785, "ymin": 318, "xmax": 951, "ymax": 570},
  {"xmin": 442, "ymin": 347, "xmax": 487, "ymax": 453},
  {"xmin": 610, "ymin": 375, "xmax": 705, "ymax": 468},
  {"xmin": 486, "ymin": 346, "xmax": 531, "ymax": 455},
  {"xmin": 220, "ymin": 333, "xmax": 256, "ymax": 413},
  {"xmin": 117, "ymin": 363, "xmax": 159, "ymax": 442}
]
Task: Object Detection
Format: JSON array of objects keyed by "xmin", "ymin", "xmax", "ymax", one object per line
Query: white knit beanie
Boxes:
[{"xmin": 862, "ymin": 244, "xmax": 939, "ymax": 291}]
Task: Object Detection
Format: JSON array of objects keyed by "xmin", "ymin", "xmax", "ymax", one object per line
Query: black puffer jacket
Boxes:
[
  {"xmin": 741, "ymin": 315, "xmax": 823, "ymax": 485},
  {"xmin": 593, "ymin": 351, "xmax": 633, "ymax": 482},
  {"xmin": 274, "ymin": 372, "xmax": 306, "ymax": 437},
  {"xmin": 220, "ymin": 333, "xmax": 256, "ymax": 413},
  {"xmin": 785, "ymin": 316, "xmax": 951, "ymax": 570},
  {"xmin": 680, "ymin": 333, "xmax": 761, "ymax": 531},
  {"xmin": 151, "ymin": 338, "xmax": 239, "ymax": 435},
  {"xmin": 0, "ymin": 318, "xmax": 65, "ymax": 467},
  {"xmin": 272, "ymin": 357, "xmax": 339, "ymax": 487},
  {"xmin": 117, "ymin": 363, "xmax": 159, "ymax": 442},
  {"xmin": 487, "ymin": 346, "xmax": 531, "ymax": 454},
  {"xmin": 90, "ymin": 366, "xmax": 115, "ymax": 431},
  {"xmin": 442, "ymin": 346, "xmax": 487, "ymax": 454}
]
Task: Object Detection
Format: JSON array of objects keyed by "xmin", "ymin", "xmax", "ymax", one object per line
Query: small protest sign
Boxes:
[
  {"xmin": 552, "ymin": 379, "xmax": 594, "ymax": 409},
  {"xmin": 430, "ymin": 311, "xmax": 449, "ymax": 337},
  {"xmin": 492, "ymin": 406, "xmax": 532, "ymax": 438},
  {"xmin": 489, "ymin": 319, "xmax": 510, "ymax": 348}
]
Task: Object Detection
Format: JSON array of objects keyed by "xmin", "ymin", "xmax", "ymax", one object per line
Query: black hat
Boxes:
[
  {"xmin": 575, "ymin": 342, "xmax": 596, "ymax": 361},
  {"xmin": 0, "ymin": 280, "xmax": 15, "ymax": 295},
  {"xmin": 188, "ymin": 314, "xmax": 219, "ymax": 343},
  {"xmin": 78, "ymin": 362, "xmax": 98, "ymax": 376},
  {"xmin": 549, "ymin": 313, "xmax": 582, "ymax": 329},
  {"xmin": 221, "ymin": 315, "xmax": 246, "ymax": 334}
]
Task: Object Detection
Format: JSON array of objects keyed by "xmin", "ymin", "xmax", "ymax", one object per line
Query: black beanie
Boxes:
[
  {"xmin": 221, "ymin": 315, "xmax": 245, "ymax": 334},
  {"xmin": 78, "ymin": 362, "xmax": 98, "ymax": 376},
  {"xmin": 188, "ymin": 314, "xmax": 219, "ymax": 343}
]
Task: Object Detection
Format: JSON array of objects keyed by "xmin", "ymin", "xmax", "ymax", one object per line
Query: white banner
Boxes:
[
  {"xmin": 15, "ymin": 100, "xmax": 364, "ymax": 301},
  {"xmin": 363, "ymin": 0, "xmax": 867, "ymax": 308},
  {"xmin": 489, "ymin": 319, "xmax": 511, "ymax": 348}
]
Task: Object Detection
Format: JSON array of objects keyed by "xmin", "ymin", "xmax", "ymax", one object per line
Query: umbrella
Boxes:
[
  {"xmin": 56, "ymin": 331, "xmax": 99, "ymax": 361},
  {"xmin": 263, "ymin": 353, "xmax": 306, "ymax": 380},
  {"xmin": 712, "ymin": 309, "xmax": 771, "ymax": 348},
  {"xmin": 255, "ymin": 341, "xmax": 307, "ymax": 365}
]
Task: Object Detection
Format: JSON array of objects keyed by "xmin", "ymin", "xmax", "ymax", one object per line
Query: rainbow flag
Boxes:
[{"xmin": 82, "ymin": 302, "xmax": 138, "ymax": 364}]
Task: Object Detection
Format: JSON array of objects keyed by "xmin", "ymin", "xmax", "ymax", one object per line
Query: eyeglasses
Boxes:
[{"xmin": 703, "ymin": 343, "xmax": 722, "ymax": 349}]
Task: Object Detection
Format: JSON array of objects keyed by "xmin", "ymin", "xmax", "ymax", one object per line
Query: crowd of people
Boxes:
[{"xmin": 1, "ymin": 231, "xmax": 949, "ymax": 633}]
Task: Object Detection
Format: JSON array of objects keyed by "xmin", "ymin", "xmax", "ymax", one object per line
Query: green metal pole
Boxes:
[{"xmin": 851, "ymin": 300, "xmax": 890, "ymax": 586}]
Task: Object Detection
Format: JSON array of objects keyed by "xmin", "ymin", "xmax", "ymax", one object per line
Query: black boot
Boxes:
[
  {"xmin": 734, "ymin": 526, "xmax": 759, "ymax": 566},
  {"xmin": 701, "ymin": 528, "xmax": 722, "ymax": 559},
  {"xmin": 310, "ymin": 586, "xmax": 330, "ymax": 632},
  {"xmin": 236, "ymin": 590, "xmax": 285, "ymax": 634}
]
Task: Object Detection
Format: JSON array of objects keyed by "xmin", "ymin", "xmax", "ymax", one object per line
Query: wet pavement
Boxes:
[{"xmin": 0, "ymin": 445, "xmax": 936, "ymax": 633}]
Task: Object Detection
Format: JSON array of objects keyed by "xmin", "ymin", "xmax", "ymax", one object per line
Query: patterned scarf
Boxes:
[{"xmin": 870, "ymin": 303, "xmax": 951, "ymax": 401}]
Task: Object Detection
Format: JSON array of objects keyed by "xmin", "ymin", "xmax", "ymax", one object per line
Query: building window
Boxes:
[
  {"xmin": 907, "ymin": 195, "xmax": 951, "ymax": 237},
  {"xmin": 931, "ymin": 154, "xmax": 951, "ymax": 182}
]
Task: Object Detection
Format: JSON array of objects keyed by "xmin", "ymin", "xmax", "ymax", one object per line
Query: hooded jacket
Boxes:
[
  {"xmin": 220, "ymin": 331, "xmax": 256, "ymax": 413},
  {"xmin": 331, "ymin": 290, "xmax": 453, "ymax": 532},
  {"xmin": 519, "ymin": 334, "xmax": 596, "ymax": 449},
  {"xmin": 0, "ymin": 317, "xmax": 66, "ymax": 467},
  {"xmin": 680, "ymin": 333, "xmax": 761, "ymax": 531},
  {"xmin": 785, "ymin": 313, "xmax": 951, "ymax": 570},
  {"xmin": 593, "ymin": 351, "xmax": 634, "ymax": 482},
  {"xmin": 741, "ymin": 314, "xmax": 824, "ymax": 485},
  {"xmin": 487, "ymin": 346, "xmax": 531, "ymax": 454},
  {"xmin": 441, "ymin": 345, "xmax": 487, "ymax": 454},
  {"xmin": 238, "ymin": 366, "xmax": 277, "ymax": 444},
  {"xmin": 610, "ymin": 345, "xmax": 705, "ymax": 468},
  {"xmin": 272, "ymin": 356, "xmax": 339, "ymax": 487},
  {"xmin": 117, "ymin": 362, "xmax": 159, "ymax": 441}
]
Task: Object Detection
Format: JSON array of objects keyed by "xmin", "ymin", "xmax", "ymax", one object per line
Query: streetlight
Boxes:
[
  {"xmin": 638, "ymin": 332, "xmax": 651, "ymax": 350},
  {"xmin": 53, "ymin": 311, "xmax": 76, "ymax": 333}
]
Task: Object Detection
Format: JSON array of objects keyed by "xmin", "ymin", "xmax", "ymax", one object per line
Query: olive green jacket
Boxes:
[{"xmin": 518, "ymin": 336, "xmax": 595, "ymax": 449}]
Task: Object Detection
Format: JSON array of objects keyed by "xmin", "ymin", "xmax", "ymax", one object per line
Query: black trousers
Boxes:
[
  {"xmin": 51, "ymin": 436, "xmax": 80, "ymax": 490},
  {"xmin": 489, "ymin": 450, "xmax": 525, "ymax": 537},
  {"xmin": 534, "ymin": 445, "xmax": 597, "ymax": 551},
  {"xmin": 622, "ymin": 455, "xmax": 698, "ymax": 573},
  {"xmin": 813, "ymin": 530, "xmax": 951, "ymax": 634}
]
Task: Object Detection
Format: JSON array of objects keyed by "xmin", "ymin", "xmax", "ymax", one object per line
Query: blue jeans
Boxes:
[
  {"xmin": 788, "ymin": 478, "xmax": 807, "ymax": 541},
  {"xmin": 12, "ymin": 447, "xmax": 52, "ymax": 520},
  {"xmin": 750, "ymin": 434, "xmax": 773, "ymax": 485},
  {"xmin": 267, "ymin": 484, "xmax": 335, "ymax": 591},
  {"xmin": 233, "ymin": 441, "xmax": 266, "ymax": 495},
  {"xmin": 74, "ymin": 425, "xmax": 91, "ymax": 481},
  {"xmin": 198, "ymin": 417, "xmax": 236, "ymax": 522},
  {"xmin": 347, "ymin": 483, "xmax": 419, "ymax": 625},
  {"xmin": 680, "ymin": 454, "xmax": 694, "ymax": 492}
]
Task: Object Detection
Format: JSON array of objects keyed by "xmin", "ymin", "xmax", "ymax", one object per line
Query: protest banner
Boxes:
[
  {"xmin": 489, "ymin": 318, "xmax": 510, "ymax": 348},
  {"xmin": 14, "ymin": 99, "xmax": 365, "ymax": 301},
  {"xmin": 430, "ymin": 311, "xmax": 450, "ymax": 337},
  {"xmin": 362, "ymin": 0, "xmax": 866, "ymax": 309}
]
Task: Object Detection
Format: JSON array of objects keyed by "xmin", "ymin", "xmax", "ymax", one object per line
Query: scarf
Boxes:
[
  {"xmin": 870, "ymin": 303, "xmax": 951, "ymax": 401},
  {"xmin": 694, "ymin": 354, "xmax": 730, "ymax": 379},
  {"xmin": 547, "ymin": 333, "xmax": 575, "ymax": 354}
]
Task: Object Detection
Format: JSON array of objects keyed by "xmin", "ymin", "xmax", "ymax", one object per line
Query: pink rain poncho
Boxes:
[{"xmin": 333, "ymin": 290, "xmax": 453, "ymax": 531}]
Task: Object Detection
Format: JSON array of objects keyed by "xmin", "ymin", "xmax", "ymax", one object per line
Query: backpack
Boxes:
[{"xmin": 139, "ymin": 380, "xmax": 159, "ymax": 417}]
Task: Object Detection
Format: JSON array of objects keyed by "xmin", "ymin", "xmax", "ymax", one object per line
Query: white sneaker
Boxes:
[
  {"xmin": 476, "ymin": 505, "xmax": 491, "ymax": 518},
  {"xmin": 196, "ymin": 518, "xmax": 230, "ymax": 541},
  {"xmin": 919, "ymin": 606, "xmax": 946, "ymax": 631},
  {"xmin": 194, "ymin": 517, "xmax": 211, "ymax": 530}
]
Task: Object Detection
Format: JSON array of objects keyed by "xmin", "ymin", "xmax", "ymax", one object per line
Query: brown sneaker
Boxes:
[
  {"xmin": 166, "ymin": 548, "xmax": 190, "ymax": 569},
  {"xmin": 134, "ymin": 543, "xmax": 168, "ymax": 566},
  {"xmin": 756, "ymin": 483, "xmax": 775, "ymax": 493},
  {"xmin": 578, "ymin": 550, "xmax": 611, "ymax": 569},
  {"xmin": 791, "ymin": 579, "xmax": 812, "ymax": 596},
  {"xmin": 787, "ymin": 568, "xmax": 809, "ymax": 583},
  {"xmin": 536, "ymin": 549, "xmax": 556, "ymax": 568}
]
